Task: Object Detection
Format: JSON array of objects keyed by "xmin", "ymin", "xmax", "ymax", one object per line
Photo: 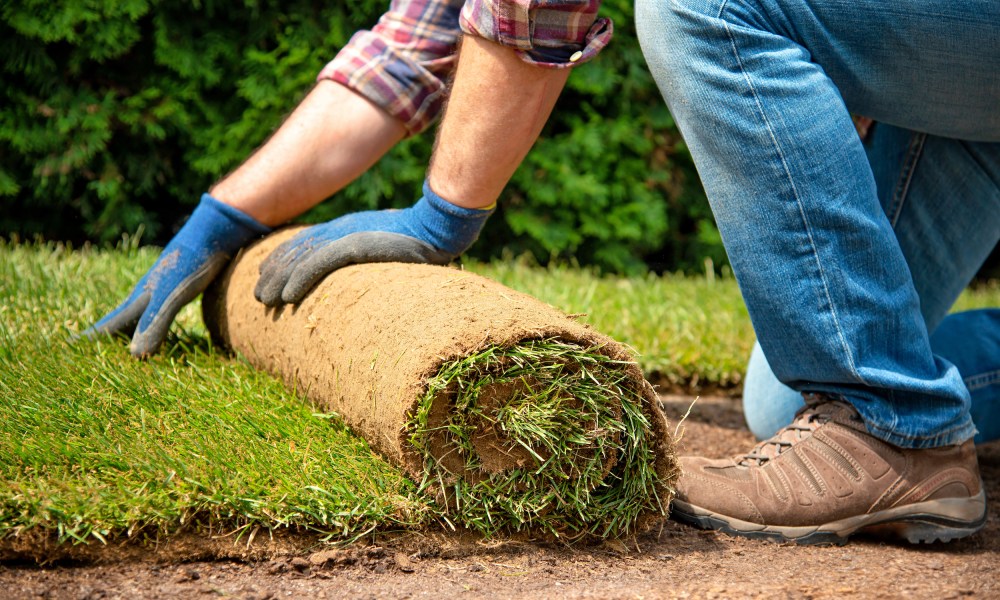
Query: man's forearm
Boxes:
[
  {"xmin": 212, "ymin": 33, "xmax": 571, "ymax": 223},
  {"xmin": 211, "ymin": 80, "xmax": 407, "ymax": 227},
  {"xmin": 428, "ymin": 36, "xmax": 571, "ymax": 209}
]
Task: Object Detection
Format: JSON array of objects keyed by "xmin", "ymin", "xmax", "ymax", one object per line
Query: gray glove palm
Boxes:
[{"xmin": 255, "ymin": 181, "xmax": 493, "ymax": 306}]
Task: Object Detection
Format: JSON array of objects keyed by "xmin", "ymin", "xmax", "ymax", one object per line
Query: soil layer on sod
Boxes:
[{"xmin": 202, "ymin": 228, "xmax": 679, "ymax": 539}]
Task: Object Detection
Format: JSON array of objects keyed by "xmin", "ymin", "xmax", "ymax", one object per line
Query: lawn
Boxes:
[{"xmin": 1, "ymin": 241, "xmax": 997, "ymax": 546}]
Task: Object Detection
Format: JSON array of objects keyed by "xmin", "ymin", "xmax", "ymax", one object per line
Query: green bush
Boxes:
[{"xmin": 1, "ymin": 0, "xmax": 719, "ymax": 273}]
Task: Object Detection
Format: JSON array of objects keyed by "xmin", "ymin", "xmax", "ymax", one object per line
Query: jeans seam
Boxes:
[
  {"xmin": 863, "ymin": 392, "xmax": 973, "ymax": 446},
  {"xmin": 887, "ymin": 132, "xmax": 926, "ymax": 228},
  {"xmin": 722, "ymin": 21, "xmax": 864, "ymax": 386},
  {"xmin": 882, "ymin": 389, "xmax": 901, "ymax": 439},
  {"xmin": 966, "ymin": 369, "xmax": 1000, "ymax": 392},
  {"xmin": 715, "ymin": 0, "xmax": 729, "ymax": 19}
]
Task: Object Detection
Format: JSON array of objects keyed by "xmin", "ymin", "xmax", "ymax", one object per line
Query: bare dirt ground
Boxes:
[{"xmin": 4, "ymin": 395, "xmax": 998, "ymax": 599}]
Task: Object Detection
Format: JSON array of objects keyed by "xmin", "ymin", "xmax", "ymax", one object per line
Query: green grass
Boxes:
[
  {"xmin": 1, "ymin": 241, "xmax": 997, "ymax": 545},
  {"xmin": 0, "ymin": 242, "xmax": 429, "ymax": 545}
]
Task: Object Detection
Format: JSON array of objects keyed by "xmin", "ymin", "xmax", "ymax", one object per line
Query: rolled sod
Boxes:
[{"xmin": 203, "ymin": 229, "xmax": 679, "ymax": 538}]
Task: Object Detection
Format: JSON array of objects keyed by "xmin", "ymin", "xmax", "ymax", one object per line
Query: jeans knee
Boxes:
[
  {"xmin": 636, "ymin": 0, "xmax": 701, "ymax": 75},
  {"xmin": 636, "ymin": 0, "xmax": 704, "ymax": 43},
  {"xmin": 634, "ymin": 0, "xmax": 667, "ymax": 55},
  {"xmin": 637, "ymin": 0, "xmax": 727, "ymax": 102},
  {"xmin": 637, "ymin": 0, "xmax": 710, "ymax": 40},
  {"xmin": 637, "ymin": 0, "xmax": 745, "ymax": 28},
  {"xmin": 638, "ymin": 0, "xmax": 781, "ymax": 46}
]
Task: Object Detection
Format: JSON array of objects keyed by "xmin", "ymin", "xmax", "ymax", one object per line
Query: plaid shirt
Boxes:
[{"xmin": 319, "ymin": 0, "xmax": 612, "ymax": 135}]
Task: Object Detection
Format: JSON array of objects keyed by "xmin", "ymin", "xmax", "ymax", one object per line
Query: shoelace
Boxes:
[{"xmin": 738, "ymin": 406, "xmax": 831, "ymax": 467}]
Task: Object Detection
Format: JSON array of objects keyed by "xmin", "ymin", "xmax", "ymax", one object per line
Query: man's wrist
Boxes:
[
  {"xmin": 201, "ymin": 194, "xmax": 271, "ymax": 232},
  {"xmin": 412, "ymin": 180, "xmax": 494, "ymax": 256},
  {"xmin": 424, "ymin": 177, "xmax": 496, "ymax": 211},
  {"xmin": 190, "ymin": 193, "xmax": 272, "ymax": 255}
]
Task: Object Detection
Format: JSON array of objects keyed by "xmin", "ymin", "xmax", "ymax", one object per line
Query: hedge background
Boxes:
[
  {"xmin": 1, "ymin": 2, "xmax": 995, "ymax": 276},
  {"xmin": 1, "ymin": 0, "xmax": 726, "ymax": 274}
]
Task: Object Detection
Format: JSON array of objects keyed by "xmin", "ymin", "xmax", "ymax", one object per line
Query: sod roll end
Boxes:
[{"xmin": 204, "ymin": 228, "xmax": 679, "ymax": 538}]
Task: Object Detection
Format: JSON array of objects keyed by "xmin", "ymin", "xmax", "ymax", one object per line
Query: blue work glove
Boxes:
[
  {"xmin": 254, "ymin": 181, "xmax": 493, "ymax": 307},
  {"xmin": 84, "ymin": 194, "xmax": 271, "ymax": 357}
]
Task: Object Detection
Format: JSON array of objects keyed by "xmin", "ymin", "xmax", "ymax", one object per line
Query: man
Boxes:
[
  {"xmin": 635, "ymin": 0, "xmax": 998, "ymax": 543},
  {"xmin": 85, "ymin": 0, "xmax": 607, "ymax": 355},
  {"xmin": 87, "ymin": 0, "xmax": 998, "ymax": 545}
]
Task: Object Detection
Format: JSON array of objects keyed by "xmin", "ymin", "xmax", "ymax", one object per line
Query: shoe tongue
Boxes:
[
  {"xmin": 738, "ymin": 400, "xmax": 857, "ymax": 465},
  {"xmin": 806, "ymin": 399, "xmax": 866, "ymax": 431},
  {"xmin": 755, "ymin": 421, "xmax": 814, "ymax": 462}
]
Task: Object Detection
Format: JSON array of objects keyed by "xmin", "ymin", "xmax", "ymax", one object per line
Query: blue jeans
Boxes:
[{"xmin": 636, "ymin": 0, "xmax": 1000, "ymax": 448}]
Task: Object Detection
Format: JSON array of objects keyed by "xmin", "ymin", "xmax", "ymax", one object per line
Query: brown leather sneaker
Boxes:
[{"xmin": 671, "ymin": 399, "xmax": 987, "ymax": 545}]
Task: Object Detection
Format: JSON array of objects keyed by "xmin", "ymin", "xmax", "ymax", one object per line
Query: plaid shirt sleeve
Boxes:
[
  {"xmin": 318, "ymin": 0, "xmax": 465, "ymax": 136},
  {"xmin": 319, "ymin": 0, "xmax": 611, "ymax": 135},
  {"xmin": 459, "ymin": 0, "xmax": 612, "ymax": 68}
]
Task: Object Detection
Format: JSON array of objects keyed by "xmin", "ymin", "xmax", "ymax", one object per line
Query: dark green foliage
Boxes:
[
  {"xmin": 504, "ymin": 3, "xmax": 724, "ymax": 273},
  {"xmin": 1, "ymin": 0, "xmax": 720, "ymax": 273}
]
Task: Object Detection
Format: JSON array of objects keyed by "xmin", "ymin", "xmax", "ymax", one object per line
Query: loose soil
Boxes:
[{"xmin": 4, "ymin": 395, "xmax": 998, "ymax": 599}]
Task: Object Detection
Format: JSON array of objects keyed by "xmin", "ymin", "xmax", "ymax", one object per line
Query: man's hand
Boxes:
[
  {"xmin": 83, "ymin": 195, "xmax": 270, "ymax": 357},
  {"xmin": 254, "ymin": 181, "xmax": 493, "ymax": 307}
]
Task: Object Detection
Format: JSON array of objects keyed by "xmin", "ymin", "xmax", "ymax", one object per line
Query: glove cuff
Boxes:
[
  {"xmin": 190, "ymin": 193, "xmax": 273, "ymax": 255},
  {"xmin": 415, "ymin": 181, "xmax": 495, "ymax": 256}
]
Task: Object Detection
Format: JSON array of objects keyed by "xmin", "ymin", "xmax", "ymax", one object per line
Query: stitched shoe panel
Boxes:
[{"xmin": 671, "ymin": 398, "xmax": 987, "ymax": 545}]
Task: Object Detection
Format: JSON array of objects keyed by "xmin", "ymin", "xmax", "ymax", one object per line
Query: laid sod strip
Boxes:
[
  {"xmin": 408, "ymin": 341, "xmax": 663, "ymax": 538},
  {"xmin": 203, "ymin": 229, "xmax": 677, "ymax": 539},
  {"xmin": 0, "ymin": 242, "xmax": 429, "ymax": 545},
  {"xmin": 0, "ymin": 333, "xmax": 431, "ymax": 545}
]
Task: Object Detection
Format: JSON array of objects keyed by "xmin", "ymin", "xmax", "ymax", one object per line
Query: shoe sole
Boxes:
[{"xmin": 671, "ymin": 489, "xmax": 987, "ymax": 546}]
